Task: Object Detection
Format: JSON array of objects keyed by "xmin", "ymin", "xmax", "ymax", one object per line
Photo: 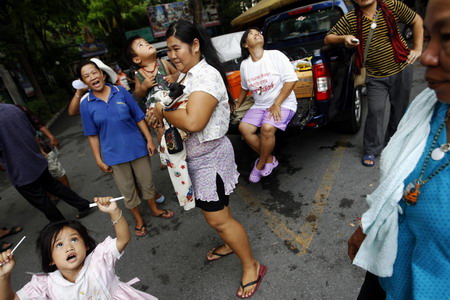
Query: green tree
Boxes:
[{"xmin": 0, "ymin": 0, "xmax": 89, "ymax": 100}]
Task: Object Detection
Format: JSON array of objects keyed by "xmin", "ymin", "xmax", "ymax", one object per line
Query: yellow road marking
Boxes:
[{"xmin": 236, "ymin": 135, "xmax": 350, "ymax": 255}]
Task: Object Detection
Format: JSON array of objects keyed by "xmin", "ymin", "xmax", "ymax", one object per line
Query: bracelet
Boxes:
[
  {"xmin": 75, "ymin": 94, "xmax": 81, "ymax": 98},
  {"xmin": 111, "ymin": 209, "xmax": 123, "ymax": 225}
]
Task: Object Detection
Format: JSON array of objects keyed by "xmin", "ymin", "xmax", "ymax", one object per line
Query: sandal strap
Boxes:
[
  {"xmin": 135, "ymin": 225, "xmax": 146, "ymax": 231},
  {"xmin": 211, "ymin": 251, "xmax": 227, "ymax": 257},
  {"xmin": 158, "ymin": 209, "xmax": 169, "ymax": 217},
  {"xmin": 211, "ymin": 250, "xmax": 233, "ymax": 257},
  {"xmin": 240, "ymin": 275, "xmax": 261, "ymax": 289}
]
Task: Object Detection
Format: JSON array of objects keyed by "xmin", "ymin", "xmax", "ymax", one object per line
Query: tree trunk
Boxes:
[
  {"xmin": 190, "ymin": 0, "xmax": 203, "ymax": 24},
  {"xmin": 0, "ymin": 64, "xmax": 25, "ymax": 105},
  {"xmin": 18, "ymin": 50, "xmax": 45, "ymax": 100}
]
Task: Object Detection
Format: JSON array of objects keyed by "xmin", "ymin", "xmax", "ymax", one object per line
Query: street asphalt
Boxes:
[{"xmin": 0, "ymin": 62, "xmax": 426, "ymax": 299}]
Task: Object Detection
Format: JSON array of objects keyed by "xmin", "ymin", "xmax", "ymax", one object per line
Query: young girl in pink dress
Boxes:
[{"xmin": 0, "ymin": 197, "xmax": 158, "ymax": 299}]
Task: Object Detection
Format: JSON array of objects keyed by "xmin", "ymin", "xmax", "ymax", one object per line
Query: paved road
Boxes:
[{"xmin": 0, "ymin": 63, "xmax": 426, "ymax": 299}]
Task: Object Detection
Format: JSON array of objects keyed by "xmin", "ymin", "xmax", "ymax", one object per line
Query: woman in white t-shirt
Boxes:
[{"xmin": 236, "ymin": 27, "xmax": 298, "ymax": 183}]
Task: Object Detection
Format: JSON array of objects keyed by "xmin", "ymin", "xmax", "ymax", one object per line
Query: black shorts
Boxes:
[
  {"xmin": 195, "ymin": 174, "xmax": 229, "ymax": 212},
  {"xmin": 357, "ymin": 272, "xmax": 386, "ymax": 300}
]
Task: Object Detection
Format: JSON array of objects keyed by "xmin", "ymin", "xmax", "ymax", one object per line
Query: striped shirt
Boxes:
[{"xmin": 328, "ymin": 0, "xmax": 416, "ymax": 77}]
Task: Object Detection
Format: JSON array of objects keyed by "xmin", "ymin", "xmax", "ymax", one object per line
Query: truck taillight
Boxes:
[{"xmin": 313, "ymin": 63, "xmax": 332, "ymax": 101}]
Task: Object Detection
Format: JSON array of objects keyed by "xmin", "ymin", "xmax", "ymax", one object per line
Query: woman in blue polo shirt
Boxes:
[{"xmin": 78, "ymin": 61, "xmax": 173, "ymax": 237}]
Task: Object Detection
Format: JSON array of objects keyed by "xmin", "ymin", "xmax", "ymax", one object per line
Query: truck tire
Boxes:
[{"xmin": 339, "ymin": 85, "xmax": 363, "ymax": 134}]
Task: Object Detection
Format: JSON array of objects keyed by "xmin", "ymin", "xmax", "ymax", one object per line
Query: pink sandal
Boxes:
[
  {"xmin": 249, "ymin": 159, "xmax": 263, "ymax": 183},
  {"xmin": 261, "ymin": 156, "xmax": 279, "ymax": 177}
]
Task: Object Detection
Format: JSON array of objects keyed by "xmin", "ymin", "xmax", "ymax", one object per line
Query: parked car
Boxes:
[{"xmin": 222, "ymin": 0, "xmax": 362, "ymax": 134}]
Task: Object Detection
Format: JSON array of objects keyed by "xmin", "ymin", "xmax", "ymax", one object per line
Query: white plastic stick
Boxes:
[
  {"xmin": 11, "ymin": 236, "xmax": 26, "ymax": 254},
  {"xmin": 89, "ymin": 196, "xmax": 125, "ymax": 207}
]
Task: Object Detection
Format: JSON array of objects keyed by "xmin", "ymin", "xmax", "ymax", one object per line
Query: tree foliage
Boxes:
[
  {"xmin": 0, "ymin": 0, "xmax": 88, "ymax": 64},
  {"xmin": 0, "ymin": 0, "xmax": 254, "ymax": 108}
]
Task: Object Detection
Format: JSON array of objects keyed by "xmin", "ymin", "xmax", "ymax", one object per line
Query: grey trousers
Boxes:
[{"xmin": 363, "ymin": 65, "xmax": 412, "ymax": 156}]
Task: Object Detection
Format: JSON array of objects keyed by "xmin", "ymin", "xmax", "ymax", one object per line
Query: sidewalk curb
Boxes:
[{"xmin": 46, "ymin": 105, "xmax": 67, "ymax": 128}]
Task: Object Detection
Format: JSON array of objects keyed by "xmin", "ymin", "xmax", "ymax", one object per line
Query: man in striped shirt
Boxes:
[{"xmin": 325, "ymin": 0, "xmax": 423, "ymax": 167}]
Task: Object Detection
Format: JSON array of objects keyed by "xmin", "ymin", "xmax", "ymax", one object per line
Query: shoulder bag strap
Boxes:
[{"xmin": 363, "ymin": 10, "xmax": 379, "ymax": 65}]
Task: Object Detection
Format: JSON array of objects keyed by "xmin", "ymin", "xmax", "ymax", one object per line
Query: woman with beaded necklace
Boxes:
[{"xmin": 347, "ymin": 0, "xmax": 450, "ymax": 298}]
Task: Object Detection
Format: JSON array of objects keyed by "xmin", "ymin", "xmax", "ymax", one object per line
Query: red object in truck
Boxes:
[{"xmin": 313, "ymin": 63, "xmax": 332, "ymax": 101}]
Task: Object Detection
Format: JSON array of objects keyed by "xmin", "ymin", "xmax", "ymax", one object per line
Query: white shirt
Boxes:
[
  {"xmin": 16, "ymin": 237, "xmax": 157, "ymax": 300},
  {"xmin": 240, "ymin": 50, "xmax": 298, "ymax": 111},
  {"xmin": 183, "ymin": 59, "xmax": 230, "ymax": 143}
]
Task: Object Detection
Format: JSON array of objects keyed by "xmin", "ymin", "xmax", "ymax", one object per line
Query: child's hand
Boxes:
[
  {"xmin": 93, "ymin": 196, "xmax": 118, "ymax": 213},
  {"xmin": 145, "ymin": 108, "xmax": 153, "ymax": 126},
  {"xmin": 0, "ymin": 250, "xmax": 15, "ymax": 277},
  {"xmin": 142, "ymin": 75, "xmax": 157, "ymax": 90},
  {"xmin": 164, "ymin": 74, "xmax": 177, "ymax": 84}
]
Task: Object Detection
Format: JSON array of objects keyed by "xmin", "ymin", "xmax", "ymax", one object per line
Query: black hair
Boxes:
[
  {"xmin": 240, "ymin": 27, "xmax": 263, "ymax": 60},
  {"xmin": 76, "ymin": 61, "xmax": 100, "ymax": 82},
  {"xmin": 124, "ymin": 35, "xmax": 144, "ymax": 67},
  {"xmin": 350, "ymin": 0, "xmax": 360, "ymax": 11},
  {"xmin": 166, "ymin": 20, "xmax": 234, "ymax": 108},
  {"xmin": 36, "ymin": 220, "xmax": 97, "ymax": 273}
]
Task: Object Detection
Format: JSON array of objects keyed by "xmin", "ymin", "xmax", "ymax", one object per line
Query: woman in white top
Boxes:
[
  {"xmin": 236, "ymin": 28, "xmax": 298, "ymax": 183},
  {"xmin": 149, "ymin": 20, "xmax": 266, "ymax": 299}
]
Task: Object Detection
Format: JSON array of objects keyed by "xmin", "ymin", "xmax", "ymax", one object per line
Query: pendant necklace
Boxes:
[
  {"xmin": 431, "ymin": 142, "xmax": 450, "ymax": 160},
  {"xmin": 364, "ymin": 9, "xmax": 378, "ymax": 29},
  {"xmin": 403, "ymin": 111, "xmax": 450, "ymax": 205},
  {"xmin": 431, "ymin": 109, "xmax": 450, "ymax": 161}
]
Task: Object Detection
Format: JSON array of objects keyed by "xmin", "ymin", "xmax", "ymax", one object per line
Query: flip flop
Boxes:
[
  {"xmin": 134, "ymin": 225, "xmax": 148, "ymax": 237},
  {"xmin": 260, "ymin": 156, "xmax": 279, "ymax": 177},
  {"xmin": 236, "ymin": 264, "xmax": 267, "ymax": 299},
  {"xmin": 206, "ymin": 245, "xmax": 235, "ymax": 262},
  {"xmin": 153, "ymin": 209, "xmax": 174, "ymax": 219},
  {"xmin": 361, "ymin": 154, "xmax": 376, "ymax": 167},
  {"xmin": 0, "ymin": 226, "xmax": 23, "ymax": 239},
  {"xmin": 0, "ymin": 241, "xmax": 13, "ymax": 253},
  {"xmin": 249, "ymin": 159, "xmax": 263, "ymax": 183}
]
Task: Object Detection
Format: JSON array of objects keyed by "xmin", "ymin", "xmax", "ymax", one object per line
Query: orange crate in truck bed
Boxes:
[{"xmin": 293, "ymin": 70, "xmax": 314, "ymax": 99}]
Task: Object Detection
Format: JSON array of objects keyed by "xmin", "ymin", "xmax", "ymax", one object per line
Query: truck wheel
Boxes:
[{"xmin": 339, "ymin": 86, "xmax": 362, "ymax": 134}]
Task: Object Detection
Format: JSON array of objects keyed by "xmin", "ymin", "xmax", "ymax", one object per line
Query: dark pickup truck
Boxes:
[
  {"xmin": 225, "ymin": 0, "xmax": 362, "ymax": 134},
  {"xmin": 262, "ymin": 0, "xmax": 362, "ymax": 133}
]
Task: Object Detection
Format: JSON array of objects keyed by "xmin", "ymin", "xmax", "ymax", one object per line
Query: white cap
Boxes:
[
  {"xmin": 72, "ymin": 79, "xmax": 87, "ymax": 90},
  {"xmin": 90, "ymin": 58, "xmax": 118, "ymax": 83}
]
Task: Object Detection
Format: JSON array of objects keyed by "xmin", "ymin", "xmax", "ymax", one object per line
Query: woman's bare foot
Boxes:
[
  {"xmin": 147, "ymin": 194, "xmax": 170, "ymax": 216},
  {"xmin": 206, "ymin": 244, "xmax": 234, "ymax": 261},
  {"xmin": 236, "ymin": 261, "xmax": 267, "ymax": 298},
  {"xmin": 151, "ymin": 209, "xmax": 174, "ymax": 219}
]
